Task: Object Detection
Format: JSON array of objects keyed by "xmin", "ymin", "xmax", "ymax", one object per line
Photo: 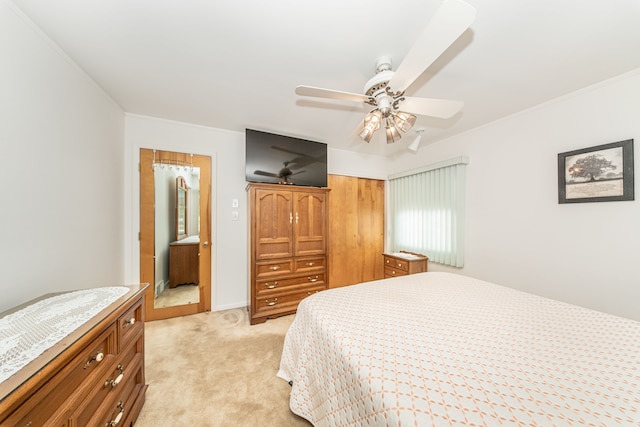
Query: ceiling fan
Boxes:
[
  {"xmin": 295, "ymin": 0, "xmax": 476, "ymax": 145},
  {"xmin": 252, "ymin": 146, "xmax": 323, "ymax": 184},
  {"xmin": 254, "ymin": 161, "xmax": 304, "ymax": 185}
]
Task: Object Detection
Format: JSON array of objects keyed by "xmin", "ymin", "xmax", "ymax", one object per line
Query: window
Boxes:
[{"xmin": 388, "ymin": 156, "xmax": 468, "ymax": 267}]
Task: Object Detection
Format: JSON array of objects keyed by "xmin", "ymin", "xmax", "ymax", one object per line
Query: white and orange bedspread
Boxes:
[{"xmin": 277, "ymin": 272, "xmax": 640, "ymax": 426}]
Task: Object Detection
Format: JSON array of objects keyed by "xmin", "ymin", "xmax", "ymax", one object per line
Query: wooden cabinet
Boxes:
[
  {"xmin": 169, "ymin": 240, "xmax": 199, "ymax": 287},
  {"xmin": 248, "ymin": 183, "xmax": 329, "ymax": 324},
  {"xmin": 383, "ymin": 251, "xmax": 428, "ymax": 278},
  {"xmin": 0, "ymin": 284, "xmax": 148, "ymax": 427},
  {"xmin": 328, "ymin": 175, "xmax": 385, "ymax": 288}
]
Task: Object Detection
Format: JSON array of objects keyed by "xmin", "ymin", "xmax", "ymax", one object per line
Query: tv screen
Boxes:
[{"xmin": 245, "ymin": 129, "xmax": 328, "ymax": 187}]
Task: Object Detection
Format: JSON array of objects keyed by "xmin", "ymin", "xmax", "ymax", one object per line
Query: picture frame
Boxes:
[{"xmin": 557, "ymin": 139, "xmax": 634, "ymax": 204}]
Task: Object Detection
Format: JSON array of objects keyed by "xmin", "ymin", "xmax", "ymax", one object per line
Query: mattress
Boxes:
[{"xmin": 278, "ymin": 272, "xmax": 640, "ymax": 426}]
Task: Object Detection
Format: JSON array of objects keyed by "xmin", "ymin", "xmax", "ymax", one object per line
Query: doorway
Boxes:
[{"xmin": 140, "ymin": 148, "xmax": 212, "ymax": 321}]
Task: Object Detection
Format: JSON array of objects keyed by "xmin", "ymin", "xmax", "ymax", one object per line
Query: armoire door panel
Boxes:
[
  {"xmin": 255, "ymin": 189, "xmax": 293, "ymax": 259},
  {"xmin": 294, "ymin": 192, "xmax": 327, "ymax": 257}
]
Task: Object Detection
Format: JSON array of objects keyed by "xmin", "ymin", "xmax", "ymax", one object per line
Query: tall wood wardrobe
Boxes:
[
  {"xmin": 247, "ymin": 175, "xmax": 385, "ymax": 325},
  {"xmin": 247, "ymin": 183, "xmax": 329, "ymax": 325},
  {"xmin": 327, "ymin": 175, "xmax": 385, "ymax": 287}
]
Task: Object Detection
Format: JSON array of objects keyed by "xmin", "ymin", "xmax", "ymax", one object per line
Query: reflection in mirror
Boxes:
[
  {"xmin": 153, "ymin": 165, "xmax": 201, "ymax": 309},
  {"xmin": 176, "ymin": 176, "xmax": 188, "ymax": 240}
]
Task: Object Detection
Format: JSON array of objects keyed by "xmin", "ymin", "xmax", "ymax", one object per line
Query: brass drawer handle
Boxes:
[
  {"xmin": 397, "ymin": 263, "xmax": 403, "ymax": 268},
  {"xmin": 104, "ymin": 364, "xmax": 125, "ymax": 388},
  {"xmin": 84, "ymin": 350, "xmax": 104, "ymax": 369},
  {"xmin": 122, "ymin": 317, "xmax": 136, "ymax": 328},
  {"xmin": 308, "ymin": 276, "xmax": 319, "ymax": 283},
  {"xmin": 270, "ymin": 265, "xmax": 280, "ymax": 271},
  {"xmin": 106, "ymin": 401, "xmax": 124, "ymax": 426},
  {"xmin": 265, "ymin": 298, "xmax": 278, "ymax": 306},
  {"xmin": 264, "ymin": 281, "xmax": 278, "ymax": 289},
  {"xmin": 306, "ymin": 262, "xmax": 315, "ymax": 267},
  {"xmin": 392, "ymin": 270, "xmax": 396, "ymax": 275}
]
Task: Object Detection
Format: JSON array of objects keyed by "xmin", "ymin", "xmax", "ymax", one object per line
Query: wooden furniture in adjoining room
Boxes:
[
  {"xmin": 328, "ymin": 175, "xmax": 385, "ymax": 288},
  {"xmin": 248, "ymin": 183, "xmax": 329, "ymax": 325},
  {"xmin": 383, "ymin": 251, "xmax": 428, "ymax": 278},
  {"xmin": 0, "ymin": 284, "xmax": 148, "ymax": 427},
  {"xmin": 169, "ymin": 238, "xmax": 199, "ymax": 288}
]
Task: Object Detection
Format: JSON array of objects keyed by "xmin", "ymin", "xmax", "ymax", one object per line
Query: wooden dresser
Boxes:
[
  {"xmin": 248, "ymin": 183, "xmax": 329, "ymax": 325},
  {"xmin": 0, "ymin": 284, "xmax": 148, "ymax": 427},
  {"xmin": 169, "ymin": 239, "xmax": 199, "ymax": 288},
  {"xmin": 383, "ymin": 251, "xmax": 429, "ymax": 278}
]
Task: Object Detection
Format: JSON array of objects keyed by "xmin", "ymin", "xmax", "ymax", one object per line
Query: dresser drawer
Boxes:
[
  {"xmin": 384, "ymin": 256, "xmax": 409, "ymax": 272},
  {"xmin": 255, "ymin": 259, "xmax": 294, "ymax": 278},
  {"xmin": 254, "ymin": 285, "xmax": 325, "ymax": 317},
  {"xmin": 118, "ymin": 298, "xmax": 144, "ymax": 350},
  {"xmin": 3, "ymin": 324, "xmax": 117, "ymax": 427},
  {"xmin": 294, "ymin": 257, "xmax": 325, "ymax": 273},
  {"xmin": 384, "ymin": 266, "xmax": 408, "ymax": 278},
  {"xmin": 81, "ymin": 357, "xmax": 144, "ymax": 427},
  {"xmin": 255, "ymin": 273, "xmax": 325, "ymax": 297},
  {"xmin": 71, "ymin": 336, "xmax": 142, "ymax": 426}
]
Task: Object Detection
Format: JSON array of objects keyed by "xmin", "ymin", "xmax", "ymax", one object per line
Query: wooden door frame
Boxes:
[{"xmin": 140, "ymin": 148, "xmax": 212, "ymax": 321}]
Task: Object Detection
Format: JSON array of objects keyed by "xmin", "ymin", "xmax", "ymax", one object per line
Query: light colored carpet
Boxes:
[
  {"xmin": 154, "ymin": 284, "xmax": 200, "ymax": 308},
  {"xmin": 135, "ymin": 308, "xmax": 312, "ymax": 427}
]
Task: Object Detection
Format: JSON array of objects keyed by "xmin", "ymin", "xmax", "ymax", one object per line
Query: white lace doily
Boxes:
[{"xmin": 0, "ymin": 286, "xmax": 129, "ymax": 384}]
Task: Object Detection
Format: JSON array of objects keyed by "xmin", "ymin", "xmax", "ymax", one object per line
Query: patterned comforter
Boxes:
[{"xmin": 278, "ymin": 272, "xmax": 640, "ymax": 426}]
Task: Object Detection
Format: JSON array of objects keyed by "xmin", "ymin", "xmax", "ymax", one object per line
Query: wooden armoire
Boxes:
[
  {"xmin": 327, "ymin": 175, "xmax": 385, "ymax": 287},
  {"xmin": 247, "ymin": 183, "xmax": 329, "ymax": 325}
]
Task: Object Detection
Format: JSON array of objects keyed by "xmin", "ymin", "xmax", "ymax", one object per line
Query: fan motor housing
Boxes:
[{"xmin": 364, "ymin": 70, "xmax": 394, "ymax": 97}]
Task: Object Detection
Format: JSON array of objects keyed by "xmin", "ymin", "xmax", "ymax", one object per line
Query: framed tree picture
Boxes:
[{"xmin": 557, "ymin": 139, "xmax": 634, "ymax": 204}]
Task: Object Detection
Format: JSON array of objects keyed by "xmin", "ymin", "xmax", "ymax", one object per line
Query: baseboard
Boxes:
[{"xmin": 213, "ymin": 301, "xmax": 248, "ymax": 311}]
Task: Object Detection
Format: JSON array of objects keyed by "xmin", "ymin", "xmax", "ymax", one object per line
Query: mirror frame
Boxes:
[
  {"xmin": 140, "ymin": 148, "xmax": 212, "ymax": 321},
  {"xmin": 176, "ymin": 176, "xmax": 188, "ymax": 241}
]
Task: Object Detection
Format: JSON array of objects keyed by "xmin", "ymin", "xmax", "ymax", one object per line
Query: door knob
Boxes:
[{"xmin": 203, "ymin": 241, "xmax": 209, "ymax": 248}]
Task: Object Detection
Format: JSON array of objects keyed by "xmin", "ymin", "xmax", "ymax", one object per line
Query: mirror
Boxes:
[
  {"xmin": 176, "ymin": 176, "xmax": 188, "ymax": 240},
  {"xmin": 153, "ymin": 164, "xmax": 201, "ymax": 309},
  {"xmin": 140, "ymin": 148, "xmax": 212, "ymax": 321}
]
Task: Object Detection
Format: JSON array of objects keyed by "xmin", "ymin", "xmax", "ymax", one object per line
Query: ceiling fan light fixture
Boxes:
[
  {"xmin": 393, "ymin": 111, "xmax": 416, "ymax": 133},
  {"xmin": 408, "ymin": 129, "xmax": 424, "ymax": 152},
  {"xmin": 385, "ymin": 117, "xmax": 402, "ymax": 144},
  {"xmin": 295, "ymin": 0, "xmax": 476, "ymax": 147},
  {"xmin": 360, "ymin": 109, "xmax": 383, "ymax": 143}
]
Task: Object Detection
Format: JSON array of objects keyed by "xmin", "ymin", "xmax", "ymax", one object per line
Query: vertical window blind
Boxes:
[{"xmin": 388, "ymin": 156, "xmax": 468, "ymax": 267}]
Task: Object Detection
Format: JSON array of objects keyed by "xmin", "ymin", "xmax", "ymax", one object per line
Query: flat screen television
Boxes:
[{"xmin": 245, "ymin": 129, "xmax": 328, "ymax": 187}]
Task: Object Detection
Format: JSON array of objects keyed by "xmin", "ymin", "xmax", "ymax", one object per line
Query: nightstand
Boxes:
[{"xmin": 383, "ymin": 251, "xmax": 428, "ymax": 278}]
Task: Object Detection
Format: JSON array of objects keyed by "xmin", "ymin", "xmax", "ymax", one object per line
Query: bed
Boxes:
[{"xmin": 277, "ymin": 272, "xmax": 640, "ymax": 426}]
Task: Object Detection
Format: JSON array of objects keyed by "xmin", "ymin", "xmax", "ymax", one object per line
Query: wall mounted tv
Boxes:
[{"xmin": 245, "ymin": 129, "xmax": 328, "ymax": 187}]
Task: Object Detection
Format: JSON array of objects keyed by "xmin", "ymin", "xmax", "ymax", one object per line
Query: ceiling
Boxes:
[{"xmin": 10, "ymin": 0, "xmax": 640, "ymax": 156}]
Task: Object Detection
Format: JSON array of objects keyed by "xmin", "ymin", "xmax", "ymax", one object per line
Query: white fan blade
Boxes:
[
  {"xmin": 388, "ymin": 0, "xmax": 476, "ymax": 93},
  {"xmin": 401, "ymin": 97, "xmax": 464, "ymax": 119},
  {"xmin": 296, "ymin": 85, "xmax": 371, "ymax": 103}
]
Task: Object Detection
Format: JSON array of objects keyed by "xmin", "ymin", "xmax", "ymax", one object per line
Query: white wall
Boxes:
[
  {"xmin": 124, "ymin": 115, "xmax": 388, "ymax": 310},
  {"xmin": 387, "ymin": 69, "xmax": 640, "ymax": 321},
  {"xmin": 0, "ymin": 2, "xmax": 125, "ymax": 312},
  {"xmin": 328, "ymin": 147, "xmax": 388, "ymax": 180}
]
